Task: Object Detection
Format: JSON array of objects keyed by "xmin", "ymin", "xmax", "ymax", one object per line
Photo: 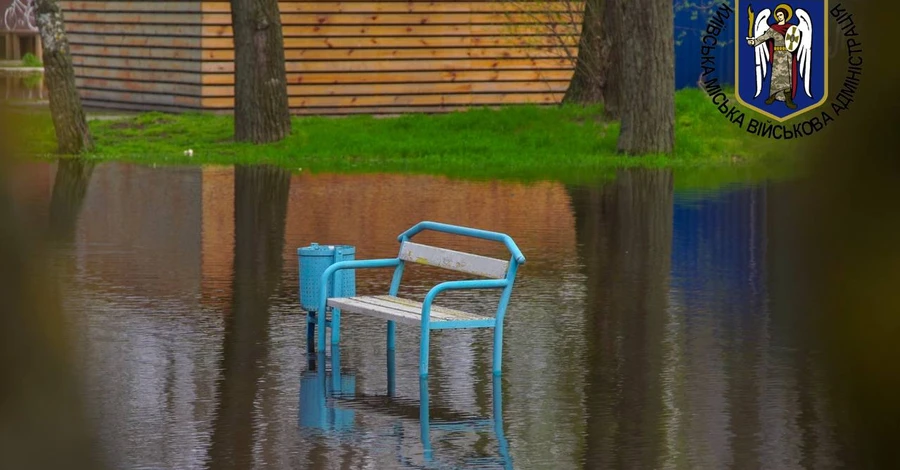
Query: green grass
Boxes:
[
  {"xmin": 21, "ymin": 88, "xmax": 796, "ymax": 188},
  {"xmin": 21, "ymin": 53, "xmax": 43, "ymax": 67}
]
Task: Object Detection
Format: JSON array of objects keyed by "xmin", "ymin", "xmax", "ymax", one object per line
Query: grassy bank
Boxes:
[{"xmin": 22, "ymin": 88, "xmax": 791, "ymax": 186}]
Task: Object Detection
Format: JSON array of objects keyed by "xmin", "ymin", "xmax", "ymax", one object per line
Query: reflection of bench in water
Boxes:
[{"xmin": 298, "ymin": 348, "xmax": 512, "ymax": 468}]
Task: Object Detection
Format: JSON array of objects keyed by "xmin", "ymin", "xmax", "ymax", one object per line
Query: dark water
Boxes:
[{"xmin": 11, "ymin": 162, "xmax": 842, "ymax": 469}]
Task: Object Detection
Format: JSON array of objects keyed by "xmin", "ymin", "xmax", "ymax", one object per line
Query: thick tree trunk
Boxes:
[
  {"xmin": 613, "ymin": 0, "xmax": 675, "ymax": 155},
  {"xmin": 563, "ymin": 0, "xmax": 621, "ymax": 118},
  {"xmin": 34, "ymin": 0, "xmax": 93, "ymax": 154},
  {"xmin": 230, "ymin": 0, "xmax": 291, "ymax": 143},
  {"xmin": 563, "ymin": 0, "xmax": 604, "ymax": 105}
]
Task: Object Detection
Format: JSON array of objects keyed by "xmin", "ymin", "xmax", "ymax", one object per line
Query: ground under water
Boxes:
[{"xmin": 10, "ymin": 162, "xmax": 843, "ymax": 469}]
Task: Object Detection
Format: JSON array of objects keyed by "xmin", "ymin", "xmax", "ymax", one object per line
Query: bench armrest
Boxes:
[
  {"xmin": 421, "ymin": 279, "xmax": 509, "ymax": 322},
  {"xmin": 318, "ymin": 258, "xmax": 401, "ymax": 312}
]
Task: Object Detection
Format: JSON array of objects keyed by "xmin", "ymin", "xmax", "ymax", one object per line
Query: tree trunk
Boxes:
[
  {"xmin": 563, "ymin": 0, "xmax": 621, "ymax": 118},
  {"xmin": 34, "ymin": 0, "xmax": 93, "ymax": 154},
  {"xmin": 613, "ymin": 0, "xmax": 675, "ymax": 154},
  {"xmin": 230, "ymin": 0, "xmax": 291, "ymax": 143}
]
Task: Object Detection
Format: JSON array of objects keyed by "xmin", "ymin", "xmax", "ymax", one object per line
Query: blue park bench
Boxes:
[{"xmin": 314, "ymin": 221, "xmax": 526, "ymax": 377}]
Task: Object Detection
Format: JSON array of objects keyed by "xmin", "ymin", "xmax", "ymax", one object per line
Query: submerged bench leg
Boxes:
[
  {"xmin": 306, "ymin": 313, "xmax": 315, "ymax": 353},
  {"xmin": 387, "ymin": 321, "xmax": 396, "ymax": 350},
  {"xmin": 419, "ymin": 327, "xmax": 431, "ymax": 377},
  {"xmin": 317, "ymin": 308, "xmax": 326, "ymax": 353},
  {"xmin": 331, "ymin": 307, "xmax": 341, "ymax": 345},
  {"xmin": 493, "ymin": 323, "xmax": 504, "ymax": 375}
]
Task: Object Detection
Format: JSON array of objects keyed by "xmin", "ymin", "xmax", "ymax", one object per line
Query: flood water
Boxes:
[
  {"xmin": 10, "ymin": 162, "xmax": 844, "ymax": 469},
  {"xmin": 0, "ymin": 70, "xmax": 45, "ymax": 103}
]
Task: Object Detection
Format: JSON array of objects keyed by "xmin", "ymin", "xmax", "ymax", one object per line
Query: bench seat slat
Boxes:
[
  {"xmin": 368, "ymin": 295, "xmax": 490, "ymax": 321},
  {"xmin": 327, "ymin": 295, "xmax": 493, "ymax": 327},
  {"xmin": 399, "ymin": 242, "xmax": 509, "ymax": 279}
]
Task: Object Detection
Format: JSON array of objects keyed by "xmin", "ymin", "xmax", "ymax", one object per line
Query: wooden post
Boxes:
[
  {"xmin": 34, "ymin": 35, "xmax": 42, "ymax": 62},
  {"xmin": 11, "ymin": 34, "xmax": 21, "ymax": 60},
  {"xmin": 3, "ymin": 33, "xmax": 11, "ymax": 60}
]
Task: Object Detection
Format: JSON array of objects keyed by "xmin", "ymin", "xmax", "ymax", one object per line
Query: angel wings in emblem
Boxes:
[{"xmin": 745, "ymin": 4, "xmax": 813, "ymax": 109}]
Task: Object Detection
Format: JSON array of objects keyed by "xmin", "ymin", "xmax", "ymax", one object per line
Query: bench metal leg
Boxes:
[
  {"xmin": 419, "ymin": 377, "xmax": 434, "ymax": 462},
  {"xmin": 306, "ymin": 313, "xmax": 315, "ymax": 354},
  {"xmin": 317, "ymin": 309, "xmax": 327, "ymax": 353},
  {"xmin": 331, "ymin": 307, "xmax": 341, "ymax": 345},
  {"xmin": 386, "ymin": 320, "xmax": 396, "ymax": 350},
  {"xmin": 492, "ymin": 323, "xmax": 504, "ymax": 375},
  {"xmin": 387, "ymin": 348, "xmax": 396, "ymax": 397},
  {"xmin": 419, "ymin": 327, "xmax": 431, "ymax": 377}
]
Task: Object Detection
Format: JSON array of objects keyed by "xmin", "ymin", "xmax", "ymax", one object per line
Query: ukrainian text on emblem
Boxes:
[{"xmin": 699, "ymin": 2, "xmax": 862, "ymax": 140}]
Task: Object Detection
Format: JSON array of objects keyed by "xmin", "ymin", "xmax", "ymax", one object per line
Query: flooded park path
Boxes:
[{"xmin": 9, "ymin": 162, "xmax": 843, "ymax": 469}]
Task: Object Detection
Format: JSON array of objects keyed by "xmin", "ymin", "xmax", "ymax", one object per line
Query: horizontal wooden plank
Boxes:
[
  {"xmin": 200, "ymin": 12, "xmax": 573, "ymax": 26},
  {"xmin": 61, "ymin": 1, "xmax": 201, "ymax": 12},
  {"xmin": 369, "ymin": 296, "xmax": 491, "ymax": 321},
  {"xmin": 328, "ymin": 297, "xmax": 425, "ymax": 327},
  {"xmin": 77, "ymin": 77, "xmax": 202, "ymax": 96},
  {"xmin": 201, "ymin": 58, "xmax": 572, "ymax": 73},
  {"xmin": 202, "ymin": 2, "xmax": 583, "ymax": 14},
  {"xmin": 65, "ymin": 23, "xmax": 202, "ymax": 36},
  {"xmin": 287, "ymin": 105, "xmax": 474, "ymax": 115},
  {"xmin": 71, "ymin": 44, "xmax": 203, "ymax": 61},
  {"xmin": 327, "ymin": 295, "xmax": 491, "ymax": 326},
  {"xmin": 64, "ymin": 12, "xmax": 201, "ymax": 24},
  {"xmin": 73, "ymin": 56, "xmax": 203, "ymax": 73},
  {"xmin": 75, "ymin": 66, "xmax": 201, "ymax": 85},
  {"xmin": 201, "ymin": 34, "xmax": 578, "ymax": 49},
  {"xmin": 367, "ymin": 295, "xmax": 491, "ymax": 321},
  {"xmin": 399, "ymin": 242, "xmax": 509, "ymax": 279},
  {"xmin": 79, "ymin": 89, "xmax": 202, "ymax": 107},
  {"xmin": 202, "ymin": 24, "xmax": 579, "ymax": 37},
  {"xmin": 202, "ymin": 80, "xmax": 569, "ymax": 97},
  {"xmin": 201, "ymin": 92, "xmax": 565, "ymax": 109},
  {"xmin": 201, "ymin": 69, "xmax": 574, "ymax": 85},
  {"xmin": 69, "ymin": 33, "xmax": 202, "ymax": 49},
  {"xmin": 83, "ymin": 99, "xmax": 202, "ymax": 113},
  {"xmin": 201, "ymin": 46, "xmax": 576, "ymax": 61}
]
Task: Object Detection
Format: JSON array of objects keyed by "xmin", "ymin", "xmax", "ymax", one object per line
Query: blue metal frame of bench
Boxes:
[
  {"xmin": 313, "ymin": 221, "xmax": 525, "ymax": 377},
  {"xmin": 300, "ymin": 346, "xmax": 512, "ymax": 468}
]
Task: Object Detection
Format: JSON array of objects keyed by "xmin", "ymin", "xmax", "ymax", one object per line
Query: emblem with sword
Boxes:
[{"xmin": 745, "ymin": 3, "xmax": 815, "ymax": 109}]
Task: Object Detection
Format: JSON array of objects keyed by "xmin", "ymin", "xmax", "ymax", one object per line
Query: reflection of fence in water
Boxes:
[
  {"xmin": 298, "ymin": 348, "xmax": 512, "ymax": 468},
  {"xmin": 1, "ymin": 71, "xmax": 44, "ymax": 101}
]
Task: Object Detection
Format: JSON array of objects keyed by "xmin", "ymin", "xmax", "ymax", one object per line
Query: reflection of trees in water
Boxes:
[
  {"xmin": 208, "ymin": 165, "xmax": 290, "ymax": 469},
  {"xmin": 569, "ymin": 168, "xmax": 674, "ymax": 468},
  {"xmin": 49, "ymin": 158, "xmax": 95, "ymax": 240},
  {"xmin": 571, "ymin": 174, "xmax": 841, "ymax": 468},
  {"xmin": 0, "ymin": 157, "xmax": 105, "ymax": 468}
]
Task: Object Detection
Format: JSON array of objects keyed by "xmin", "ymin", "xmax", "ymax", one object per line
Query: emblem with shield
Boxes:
[{"xmin": 736, "ymin": 1, "xmax": 829, "ymax": 121}]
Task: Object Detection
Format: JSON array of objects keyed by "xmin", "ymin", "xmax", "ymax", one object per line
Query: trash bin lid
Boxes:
[
  {"xmin": 298, "ymin": 242, "xmax": 335, "ymax": 257},
  {"xmin": 297, "ymin": 243, "xmax": 356, "ymax": 256}
]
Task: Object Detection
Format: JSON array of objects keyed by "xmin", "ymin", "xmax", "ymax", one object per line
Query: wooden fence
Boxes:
[{"xmin": 59, "ymin": 0, "xmax": 581, "ymax": 114}]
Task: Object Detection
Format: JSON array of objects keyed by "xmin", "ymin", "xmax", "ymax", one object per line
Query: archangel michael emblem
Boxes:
[{"xmin": 736, "ymin": 1, "xmax": 828, "ymax": 121}]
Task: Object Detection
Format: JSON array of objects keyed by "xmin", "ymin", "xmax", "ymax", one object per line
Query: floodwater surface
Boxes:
[{"xmin": 11, "ymin": 162, "xmax": 843, "ymax": 469}]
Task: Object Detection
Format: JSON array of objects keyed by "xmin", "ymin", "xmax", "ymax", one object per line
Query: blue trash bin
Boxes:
[
  {"xmin": 298, "ymin": 243, "xmax": 356, "ymax": 313},
  {"xmin": 298, "ymin": 243, "xmax": 356, "ymax": 351}
]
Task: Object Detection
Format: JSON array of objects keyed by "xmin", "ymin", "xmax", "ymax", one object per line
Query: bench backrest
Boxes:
[{"xmin": 398, "ymin": 241, "xmax": 509, "ymax": 279}]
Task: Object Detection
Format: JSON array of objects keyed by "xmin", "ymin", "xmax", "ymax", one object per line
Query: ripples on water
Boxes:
[{"xmin": 11, "ymin": 162, "xmax": 842, "ymax": 469}]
